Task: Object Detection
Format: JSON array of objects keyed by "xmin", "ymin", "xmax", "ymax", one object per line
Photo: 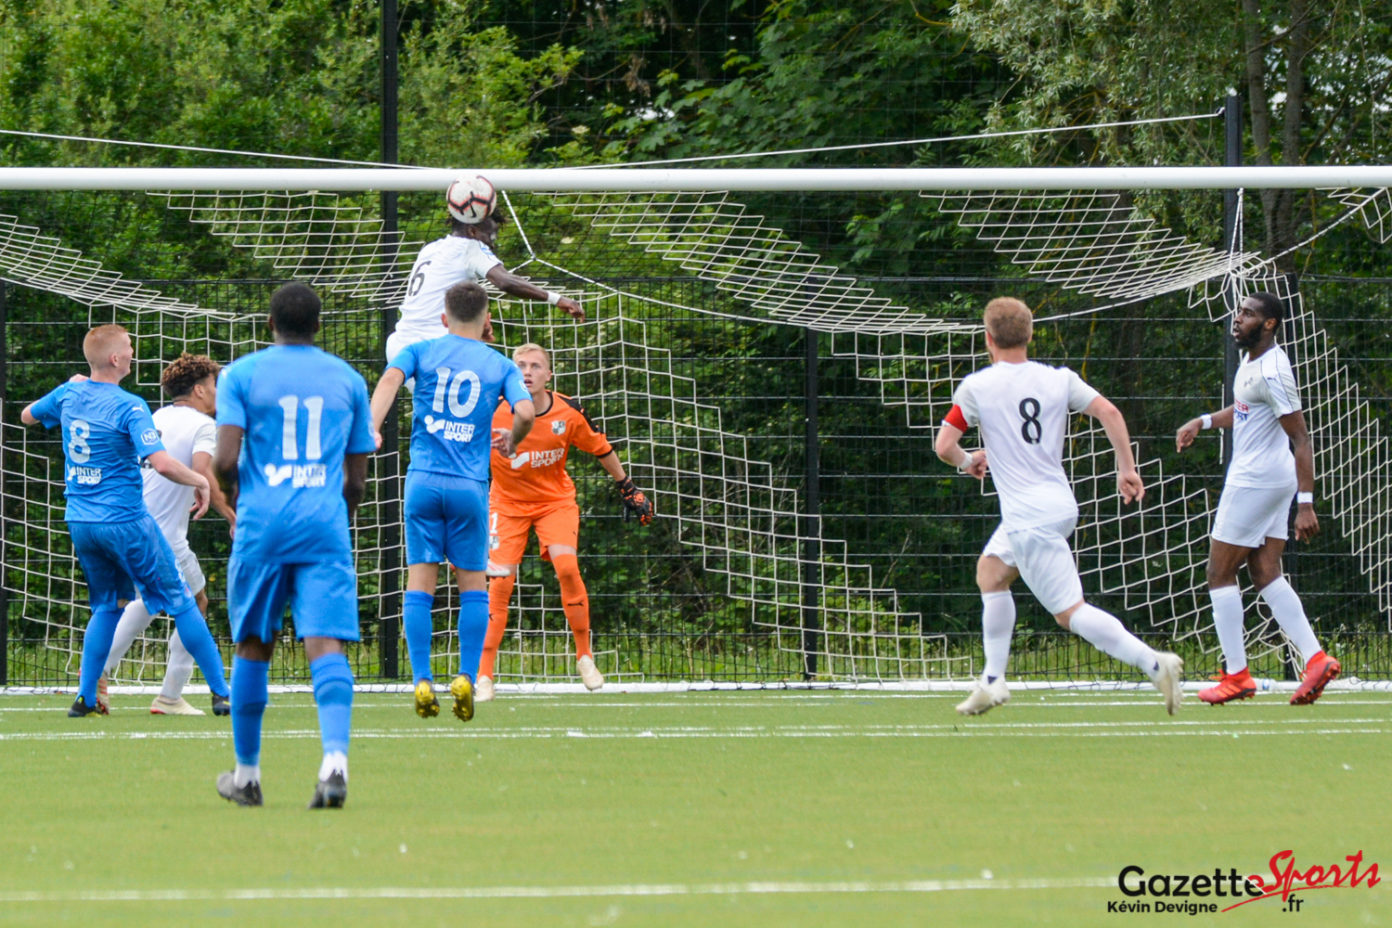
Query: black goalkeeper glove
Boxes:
[{"xmin": 615, "ymin": 477, "xmax": 654, "ymax": 526}]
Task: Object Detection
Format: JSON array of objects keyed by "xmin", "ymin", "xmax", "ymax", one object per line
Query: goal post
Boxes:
[{"xmin": 1, "ymin": 166, "xmax": 1389, "ymax": 690}]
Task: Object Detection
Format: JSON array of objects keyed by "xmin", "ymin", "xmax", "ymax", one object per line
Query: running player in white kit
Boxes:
[
  {"xmin": 936, "ymin": 297, "xmax": 1183, "ymax": 716},
  {"xmin": 1175, "ymin": 291, "xmax": 1339, "ymax": 706},
  {"xmin": 99, "ymin": 353, "xmax": 238, "ymax": 715},
  {"xmin": 386, "ymin": 175, "xmax": 584, "ymax": 362}
]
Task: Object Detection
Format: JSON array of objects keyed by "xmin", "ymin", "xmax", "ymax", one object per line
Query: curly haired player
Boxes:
[{"xmin": 478, "ymin": 343, "xmax": 653, "ymax": 700}]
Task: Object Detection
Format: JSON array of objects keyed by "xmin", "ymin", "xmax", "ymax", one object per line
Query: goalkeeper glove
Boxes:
[{"xmin": 615, "ymin": 477, "xmax": 654, "ymax": 526}]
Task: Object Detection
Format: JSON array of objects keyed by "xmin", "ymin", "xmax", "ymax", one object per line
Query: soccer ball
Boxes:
[{"xmin": 446, "ymin": 175, "xmax": 497, "ymax": 225}]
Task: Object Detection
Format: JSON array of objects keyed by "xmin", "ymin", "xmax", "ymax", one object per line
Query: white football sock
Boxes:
[
  {"xmin": 234, "ymin": 764, "xmax": 260, "ymax": 788},
  {"xmin": 980, "ymin": 591, "xmax": 1016, "ymax": 682},
  {"xmin": 1209, "ymin": 585, "xmax": 1248, "ymax": 674},
  {"xmin": 1067, "ymin": 602, "xmax": 1159, "ymax": 675},
  {"xmin": 161, "ymin": 630, "xmax": 195, "ymax": 700},
  {"xmin": 104, "ymin": 599, "xmax": 154, "ymax": 675},
  {"xmin": 318, "ymin": 751, "xmax": 349, "ymax": 782},
  {"xmin": 1259, "ymin": 576, "xmax": 1322, "ymax": 664}
]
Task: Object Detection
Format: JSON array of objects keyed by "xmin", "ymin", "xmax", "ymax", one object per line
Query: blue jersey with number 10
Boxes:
[
  {"xmin": 388, "ymin": 333, "xmax": 528, "ymax": 482},
  {"xmin": 217, "ymin": 344, "xmax": 375, "ymax": 564}
]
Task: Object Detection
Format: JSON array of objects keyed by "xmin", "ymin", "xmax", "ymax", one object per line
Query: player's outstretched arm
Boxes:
[
  {"xmin": 213, "ymin": 424, "xmax": 243, "ymax": 510},
  {"xmin": 1083, "ymin": 396, "xmax": 1144, "ymax": 504},
  {"xmin": 485, "ymin": 266, "xmax": 584, "ymax": 321},
  {"xmin": 19, "ymin": 403, "xmax": 39, "ymax": 426},
  {"xmin": 147, "ymin": 450, "xmax": 211, "ymax": 519},
  {"xmin": 368, "ymin": 368, "xmax": 407, "ymax": 451},
  {"xmin": 1175, "ymin": 405, "xmax": 1234, "ymax": 452},
  {"xmin": 1279, "ymin": 410, "xmax": 1320, "ymax": 541},
  {"xmin": 933, "ymin": 422, "xmax": 986, "ymax": 480}
]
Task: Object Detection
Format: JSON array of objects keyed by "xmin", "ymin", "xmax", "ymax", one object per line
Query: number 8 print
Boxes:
[{"xmin": 1018, "ymin": 397, "xmax": 1042, "ymax": 444}]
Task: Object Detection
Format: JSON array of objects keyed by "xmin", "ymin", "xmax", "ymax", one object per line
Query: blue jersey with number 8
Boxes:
[
  {"xmin": 387, "ymin": 333, "xmax": 528, "ymax": 483},
  {"xmin": 217, "ymin": 344, "xmax": 375, "ymax": 564},
  {"xmin": 29, "ymin": 380, "xmax": 165, "ymax": 523}
]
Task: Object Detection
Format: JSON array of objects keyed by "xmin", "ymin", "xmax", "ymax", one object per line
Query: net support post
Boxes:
[
  {"xmin": 800, "ymin": 327, "xmax": 822, "ymax": 680},
  {"xmin": 376, "ymin": 0, "xmax": 402, "ymax": 680},
  {"xmin": 0, "ymin": 281, "xmax": 7, "ymax": 685},
  {"xmin": 1220, "ymin": 92, "xmax": 1243, "ymax": 471}
]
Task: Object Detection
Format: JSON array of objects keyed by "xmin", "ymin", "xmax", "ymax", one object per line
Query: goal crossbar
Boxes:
[{"xmin": 3, "ymin": 166, "xmax": 1392, "ymax": 192}]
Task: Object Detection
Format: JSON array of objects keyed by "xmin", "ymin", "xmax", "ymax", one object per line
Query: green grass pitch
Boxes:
[{"xmin": 0, "ymin": 688, "xmax": 1386, "ymax": 926}]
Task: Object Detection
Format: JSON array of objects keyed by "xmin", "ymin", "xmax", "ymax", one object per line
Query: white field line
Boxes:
[
  {"xmin": 1, "ymin": 718, "xmax": 1388, "ymax": 742},
  {"xmin": 0, "ymin": 875, "xmax": 1116, "ymax": 904}
]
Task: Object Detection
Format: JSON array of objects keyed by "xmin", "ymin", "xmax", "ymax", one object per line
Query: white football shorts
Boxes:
[
  {"xmin": 171, "ymin": 543, "xmax": 207, "ymax": 598},
  {"xmin": 1211, "ymin": 483, "xmax": 1296, "ymax": 549},
  {"xmin": 983, "ymin": 517, "xmax": 1085, "ymax": 616}
]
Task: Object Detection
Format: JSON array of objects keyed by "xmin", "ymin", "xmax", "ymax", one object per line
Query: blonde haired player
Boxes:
[
  {"xmin": 99, "ymin": 353, "xmax": 237, "ymax": 715},
  {"xmin": 1175, "ymin": 291, "xmax": 1338, "ymax": 705},
  {"xmin": 935, "ymin": 297, "xmax": 1183, "ymax": 716},
  {"xmin": 478, "ymin": 343, "xmax": 653, "ymax": 700}
]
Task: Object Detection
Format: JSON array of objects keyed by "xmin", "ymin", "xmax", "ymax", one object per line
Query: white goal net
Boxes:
[{"xmin": 2, "ymin": 166, "xmax": 1389, "ymax": 687}]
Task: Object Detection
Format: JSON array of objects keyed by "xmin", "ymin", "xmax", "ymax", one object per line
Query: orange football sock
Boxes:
[
  {"xmin": 481, "ymin": 573, "xmax": 516, "ymax": 680},
  {"xmin": 552, "ymin": 554, "xmax": 592, "ymax": 658}
]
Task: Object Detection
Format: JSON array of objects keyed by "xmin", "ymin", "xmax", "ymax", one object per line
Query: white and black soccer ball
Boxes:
[{"xmin": 446, "ymin": 175, "xmax": 497, "ymax": 225}]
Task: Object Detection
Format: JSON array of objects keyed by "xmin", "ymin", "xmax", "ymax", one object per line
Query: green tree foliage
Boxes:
[{"xmin": 952, "ymin": 0, "xmax": 1392, "ymax": 261}]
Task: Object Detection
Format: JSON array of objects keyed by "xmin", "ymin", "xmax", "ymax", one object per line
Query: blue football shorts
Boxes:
[
  {"xmin": 227, "ymin": 557, "xmax": 361, "ymax": 644},
  {"xmin": 404, "ymin": 471, "xmax": 489, "ymax": 571},
  {"xmin": 69, "ymin": 516, "xmax": 194, "ymax": 615}
]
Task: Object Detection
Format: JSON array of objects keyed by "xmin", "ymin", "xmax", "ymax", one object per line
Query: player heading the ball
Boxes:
[
  {"xmin": 370, "ymin": 280, "xmax": 536, "ymax": 723},
  {"xmin": 386, "ymin": 174, "xmax": 584, "ymax": 363},
  {"xmin": 213, "ymin": 282, "xmax": 375, "ymax": 809},
  {"xmin": 1175, "ymin": 291, "xmax": 1339, "ymax": 706},
  {"xmin": 935, "ymin": 297, "xmax": 1183, "ymax": 717},
  {"xmin": 21, "ymin": 326, "xmax": 231, "ymax": 719}
]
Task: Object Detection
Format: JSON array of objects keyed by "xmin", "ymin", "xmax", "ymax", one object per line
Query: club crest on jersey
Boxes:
[{"xmin": 552, "ymin": 420, "xmax": 566, "ymax": 435}]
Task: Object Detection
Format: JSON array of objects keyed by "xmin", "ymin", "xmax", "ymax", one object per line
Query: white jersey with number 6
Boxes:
[
  {"xmin": 953, "ymin": 360, "xmax": 1100, "ymax": 529},
  {"xmin": 389, "ymin": 235, "xmax": 503, "ymax": 359},
  {"xmin": 1228, "ymin": 345, "xmax": 1300, "ymax": 490}
]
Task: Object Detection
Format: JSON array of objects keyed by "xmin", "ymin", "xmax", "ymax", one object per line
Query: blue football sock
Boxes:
[
  {"xmin": 171, "ymin": 599, "xmax": 229, "ymax": 698},
  {"xmin": 231, "ymin": 657, "xmax": 269, "ymax": 767},
  {"xmin": 403, "ymin": 590, "xmax": 435, "ymax": 683},
  {"xmin": 456, "ymin": 590, "xmax": 489, "ymax": 681},
  {"xmin": 79, "ymin": 607, "xmax": 122, "ymax": 704},
  {"xmin": 310, "ymin": 653, "xmax": 354, "ymax": 757}
]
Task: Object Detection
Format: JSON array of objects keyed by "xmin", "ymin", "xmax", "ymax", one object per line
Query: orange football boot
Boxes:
[
  {"xmin": 1199, "ymin": 668, "xmax": 1257, "ymax": 705},
  {"xmin": 1290, "ymin": 652, "xmax": 1340, "ymax": 706}
]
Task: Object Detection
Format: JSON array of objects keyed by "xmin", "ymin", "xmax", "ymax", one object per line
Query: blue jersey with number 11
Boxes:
[
  {"xmin": 388, "ymin": 334, "xmax": 528, "ymax": 482},
  {"xmin": 217, "ymin": 344, "xmax": 375, "ymax": 564}
]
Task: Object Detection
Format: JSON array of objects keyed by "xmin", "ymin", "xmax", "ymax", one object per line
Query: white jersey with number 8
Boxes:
[{"xmin": 953, "ymin": 360, "xmax": 1100, "ymax": 529}]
